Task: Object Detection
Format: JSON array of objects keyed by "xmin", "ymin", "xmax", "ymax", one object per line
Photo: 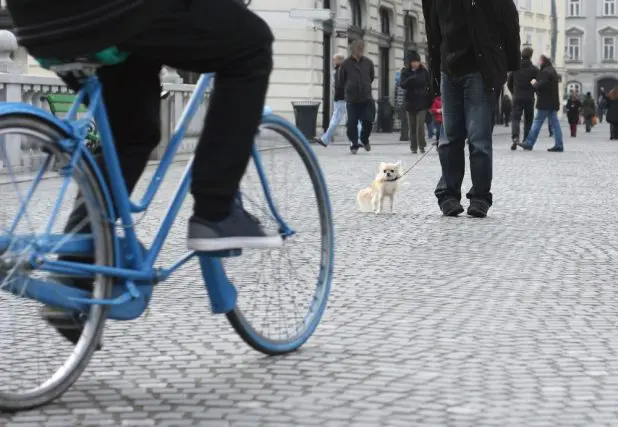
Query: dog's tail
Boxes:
[{"xmin": 356, "ymin": 187, "xmax": 374, "ymax": 212}]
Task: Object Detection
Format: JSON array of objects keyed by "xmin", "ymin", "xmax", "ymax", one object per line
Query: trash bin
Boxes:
[
  {"xmin": 291, "ymin": 101, "xmax": 321, "ymax": 140},
  {"xmin": 377, "ymin": 97, "xmax": 394, "ymax": 133}
]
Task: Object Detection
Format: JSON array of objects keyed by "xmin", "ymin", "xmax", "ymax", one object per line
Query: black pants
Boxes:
[
  {"xmin": 511, "ymin": 98, "xmax": 534, "ymax": 141},
  {"xmin": 502, "ymin": 110, "xmax": 511, "ymax": 126},
  {"xmin": 346, "ymin": 100, "xmax": 374, "ymax": 147},
  {"xmin": 611, "ymin": 124, "xmax": 618, "ymax": 140},
  {"xmin": 584, "ymin": 116, "xmax": 593, "ymax": 132},
  {"xmin": 62, "ymin": 0, "xmax": 273, "ymax": 227}
]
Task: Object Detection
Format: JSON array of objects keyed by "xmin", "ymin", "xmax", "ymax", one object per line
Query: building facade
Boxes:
[
  {"xmin": 564, "ymin": 0, "xmax": 618, "ymax": 98},
  {"xmin": 0, "ymin": 0, "xmax": 426, "ymax": 128}
]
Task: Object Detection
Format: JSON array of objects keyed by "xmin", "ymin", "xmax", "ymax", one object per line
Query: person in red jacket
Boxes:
[{"xmin": 429, "ymin": 96, "xmax": 443, "ymax": 146}]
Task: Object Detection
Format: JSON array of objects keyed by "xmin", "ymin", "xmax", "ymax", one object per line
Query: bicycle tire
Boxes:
[
  {"xmin": 226, "ymin": 115, "xmax": 334, "ymax": 355},
  {"xmin": 0, "ymin": 115, "xmax": 114, "ymax": 411}
]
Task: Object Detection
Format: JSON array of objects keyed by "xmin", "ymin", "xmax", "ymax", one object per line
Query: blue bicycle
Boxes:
[{"xmin": 0, "ymin": 51, "xmax": 334, "ymax": 410}]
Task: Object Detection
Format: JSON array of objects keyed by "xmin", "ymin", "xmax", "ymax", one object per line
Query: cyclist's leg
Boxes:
[
  {"xmin": 122, "ymin": 0, "xmax": 280, "ymax": 251},
  {"xmin": 43, "ymin": 57, "xmax": 162, "ymax": 344}
]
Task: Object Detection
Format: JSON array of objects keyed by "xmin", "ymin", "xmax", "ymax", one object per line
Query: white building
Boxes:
[
  {"xmin": 253, "ymin": 0, "xmax": 426, "ymax": 128},
  {"xmin": 564, "ymin": 0, "xmax": 618, "ymax": 98}
]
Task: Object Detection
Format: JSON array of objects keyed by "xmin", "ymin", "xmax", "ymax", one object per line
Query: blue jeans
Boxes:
[
  {"xmin": 436, "ymin": 72, "xmax": 495, "ymax": 205},
  {"xmin": 321, "ymin": 100, "xmax": 346, "ymax": 145},
  {"xmin": 525, "ymin": 109, "xmax": 563, "ymax": 149}
]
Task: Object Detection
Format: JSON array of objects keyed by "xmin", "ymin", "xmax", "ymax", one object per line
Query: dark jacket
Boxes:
[
  {"xmin": 581, "ymin": 96, "xmax": 596, "ymax": 117},
  {"xmin": 501, "ymin": 96, "xmax": 512, "ymax": 113},
  {"xmin": 333, "ymin": 65, "xmax": 344, "ymax": 101},
  {"xmin": 337, "ymin": 56, "xmax": 375, "ymax": 103},
  {"xmin": 507, "ymin": 58, "xmax": 539, "ymax": 102},
  {"xmin": 399, "ymin": 65, "xmax": 431, "ymax": 112},
  {"xmin": 606, "ymin": 99, "xmax": 618, "ymax": 124},
  {"xmin": 7, "ymin": 0, "xmax": 167, "ymax": 58},
  {"xmin": 533, "ymin": 59, "xmax": 560, "ymax": 111},
  {"xmin": 565, "ymin": 98, "xmax": 582, "ymax": 124},
  {"xmin": 422, "ymin": 0, "xmax": 520, "ymax": 95}
]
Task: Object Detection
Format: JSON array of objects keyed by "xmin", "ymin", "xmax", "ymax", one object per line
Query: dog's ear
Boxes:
[
  {"xmin": 379, "ymin": 162, "xmax": 386, "ymax": 170},
  {"xmin": 395, "ymin": 160, "xmax": 402, "ymax": 168}
]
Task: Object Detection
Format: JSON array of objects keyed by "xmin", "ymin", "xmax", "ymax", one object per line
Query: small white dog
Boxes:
[{"xmin": 357, "ymin": 161, "xmax": 402, "ymax": 214}]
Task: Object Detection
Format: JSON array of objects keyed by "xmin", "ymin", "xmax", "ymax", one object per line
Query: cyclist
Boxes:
[{"xmin": 6, "ymin": 0, "xmax": 282, "ymax": 344}]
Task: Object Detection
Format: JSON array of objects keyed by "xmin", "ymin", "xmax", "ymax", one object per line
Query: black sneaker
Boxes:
[
  {"xmin": 420, "ymin": 147, "xmax": 425, "ymax": 154},
  {"xmin": 467, "ymin": 199, "xmax": 490, "ymax": 218},
  {"xmin": 410, "ymin": 147, "xmax": 418, "ymax": 154},
  {"xmin": 516, "ymin": 141, "xmax": 533, "ymax": 151},
  {"xmin": 362, "ymin": 142, "xmax": 371, "ymax": 152},
  {"xmin": 511, "ymin": 137, "xmax": 518, "ymax": 150},
  {"xmin": 350, "ymin": 145, "xmax": 359, "ymax": 154},
  {"xmin": 187, "ymin": 208, "xmax": 283, "ymax": 252},
  {"xmin": 440, "ymin": 199, "xmax": 464, "ymax": 217},
  {"xmin": 547, "ymin": 146, "xmax": 564, "ymax": 152}
]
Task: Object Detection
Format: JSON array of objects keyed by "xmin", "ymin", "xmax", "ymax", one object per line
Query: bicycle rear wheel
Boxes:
[
  {"xmin": 225, "ymin": 115, "xmax": 334, "ymax": 355},
  {"xmin": 0, "ymin": 115, "xmax": 114, "ymax": 411}
]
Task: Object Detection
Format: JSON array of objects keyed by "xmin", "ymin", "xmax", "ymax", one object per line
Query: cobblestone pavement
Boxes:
[{"xmin": 3, "ymin": 123, "xmax": 618, "ymax": 426}]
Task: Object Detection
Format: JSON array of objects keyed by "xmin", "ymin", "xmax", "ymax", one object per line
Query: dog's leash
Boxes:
[{"xmin": 392, "ymin": 144, "xmax": 436, "ymax": 182}]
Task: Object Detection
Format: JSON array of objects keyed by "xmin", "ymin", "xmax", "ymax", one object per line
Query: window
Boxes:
[
  {"xmin": 379, "ymin": 7, "xmax": 390, "ymax": 35},
  {"xmin": 349, "ymin": 0, "xmax": 362, "ymax": 27},
  {"xmin": 566, "ymin": 82, "xmax": 582, "ymax": 97},
  {"xmin": 404, "ymin": 14, "xmax": 416, "ymax": 43},
  {"xmin": 568, "ymin": 0, "xmax": 581, "ymax": 16},
  {"xmin": 603, "ymin": 37, "xmax": 616, "ymax": 60},
  {"xmin": 566, "ymin": 36, "xmax": 581, "ymax": 61},
  {"xmin": 519, "ymin": 0, "xmax": 531, "ymax": 9},
  {"xmin": 604, "ymin": 0, "xmax": 617, "ymax": 16}
]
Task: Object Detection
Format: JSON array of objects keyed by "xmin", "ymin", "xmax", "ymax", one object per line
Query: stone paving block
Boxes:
[{"xmin": 3, "ymin": 129, "xmax": 618, "ymax": 426}]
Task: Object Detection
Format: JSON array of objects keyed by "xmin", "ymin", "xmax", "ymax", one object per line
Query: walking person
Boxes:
[
  {"xmin": 400, "ymin": 50, "xmax": 431, "ymax": 154},
  {"xmin": 517, "ymin": 55, "xmax": 563, "ymax": 152},
  {"xmin": 581, "ymin": 92, "xmax": 596, "ymax": 133},
  {"xmin": 422, "ymin": 0, "xmax": 520, "ymax": 218},
  {"xmin": 565, "ymin": 91, "xmax": 582, "ymax": 137},
  {"xmin": 606, "ymin": 87, "xmax": 618, "ymax": 140},
  {"xmin": 502, "ymin": 94, "xmax": 512, "ymax": 127},
  {"xmin": 507, "ymin": 46, "xmax": 538, "ymax": 150},
  {"xmin": 313, "ymin": 53, "xmax": 346, "ymax": 146},
  {"xmin": 598, "ymin": 88, "xmax": 608, "ymax": 123},
  {"xmin": 338, "ymin": 39, "xmax": 375, "ymax": 154}
]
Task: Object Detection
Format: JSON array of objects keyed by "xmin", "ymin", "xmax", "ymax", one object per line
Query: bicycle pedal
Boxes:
[{"xmin": 197, "ymin": 249, "xmax": 242, "ymax": 258}]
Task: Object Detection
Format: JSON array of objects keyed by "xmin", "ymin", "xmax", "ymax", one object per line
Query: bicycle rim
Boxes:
[
  {"xmin": 225, "ymin": 115, "xmax": 334, "ymax": 355},
  {"xmin": 0, "ymin": 116, "xmax": 113, "ymax": 411}
]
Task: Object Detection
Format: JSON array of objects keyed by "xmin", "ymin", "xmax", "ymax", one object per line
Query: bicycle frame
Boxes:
[{"xmin": 0, "ymin": 71, "xmax": 294, "ymax": 318}]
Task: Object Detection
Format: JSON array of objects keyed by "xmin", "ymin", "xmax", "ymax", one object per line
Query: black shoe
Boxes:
[
  {"xmin": 440, "ymin": 199, "xmax": 464, "ymax": 217},
  {"xmin": 516, "ymin": 141, "xmax": 533, "ymax": 151},
  {"xmin": 547, "ymin": 146, "xmax": 564, "ymax": 152},
  {"xmin": 411, "ymin": 149, "xmax": 417, "ymax": 154},
  {"xmin": 350, "ymin": 145, "xmax": 359, "ymax": 154},
  {"xmin": 467, "ymin": 199, "xmax": 490, "ymax": 218},
  {"xmin": 420, "ymin": 147, "xmax": 425, "ymax": 154},
  {"xmin": 511, "ymin": 137, "xmax": 518, "ymax": 150},
  {"xmin": 363, "ymin": 142, "xmax": 371, "ymax": 152}
]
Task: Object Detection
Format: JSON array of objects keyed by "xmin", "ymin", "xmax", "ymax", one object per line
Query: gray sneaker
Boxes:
[{"xmin": 187, "ymin": 208, "xmax": 283, "ymax": 252}]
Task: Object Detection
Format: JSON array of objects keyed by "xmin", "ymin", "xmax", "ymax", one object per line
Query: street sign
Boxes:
[{"xmin": 289, "ymin": 8, "xmax": 332, "ymax": 21}]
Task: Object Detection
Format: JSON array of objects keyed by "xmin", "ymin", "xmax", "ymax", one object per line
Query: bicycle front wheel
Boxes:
[
  {"xmin": 225, "ymin": 115, "xmax": 334, "ymax": 355},
  {"xmin": 0, "ymin": 115, "xmax": 114, "ymax": 411}
]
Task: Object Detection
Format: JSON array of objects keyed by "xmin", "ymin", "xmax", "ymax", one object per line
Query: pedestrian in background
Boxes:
[
  {"xmin": 507, "ymin": 46, "xmax": 538, "ymax": 150},
  {"xmin": 606, "ymin": 87, "xmax": 618, "ymax": 140},
  {"xmin": 338, "ymin": 39, "xmax": 375, "ymax": 154},
  {"xmin": 400, "ymin": 50, "xmax": 431, "ymax": 154},
  {"xmin": 565, "ymin": 91, "xmax": 582, "ymax": 137},
  {"xmin": 425, "ymin": 110, "xmax": 435, "ymax": 140},
  {"xmin": 313, "ymin": 53, "xmax": 346, "ymax": 147},
  {"xmin": 517, "ymin": 55, "xmax": 563, "ymax": 152},
  {"xmin": 429, "ymin": 95, "xmax": 443, "ymax": 146},
  {"xmin": 581, "ymin": 92, "xmax": 596, "ymax": 133},
  {"xmin": 598, "ymin": 88, "xmax": 608, "ymax": 123},
  {"xmin": 502, "ymin": 94, "xmax": 512, "ymax": 127},
  {"xmin": 423, "ymin": 0, "xmax": 520, "ymax": 218}
]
